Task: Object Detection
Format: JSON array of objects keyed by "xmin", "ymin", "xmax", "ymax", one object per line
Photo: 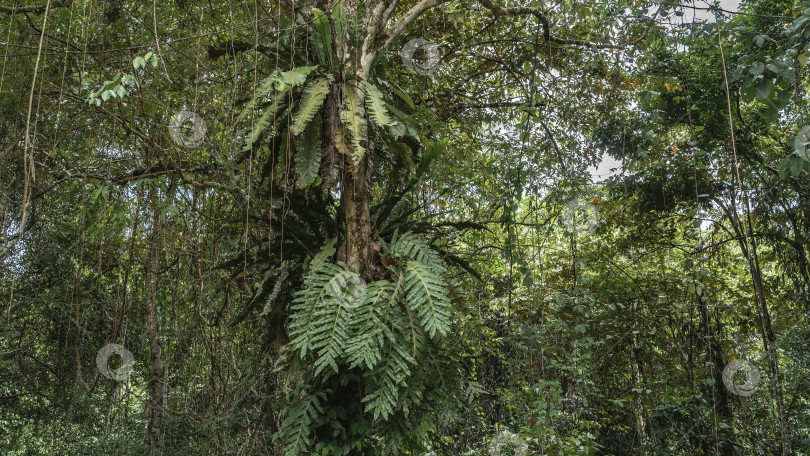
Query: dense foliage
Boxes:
[{"xmin": 1, "ymin": 0, "xmax": 809, "ymax": 454}]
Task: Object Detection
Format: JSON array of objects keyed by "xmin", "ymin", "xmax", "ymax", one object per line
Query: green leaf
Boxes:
[
  {"xmin": 755, "ymin": 78, "xmax": 772, "ymax": 99},
  {"xmin": 389, "ymin": 81, "xmax": 416, "ymax": 109},
  {"xmin": 294, "ymin": 115, "xmax": 323, "ymax": 188},
  {"xmin": 790, "ymin": 156, "xmax": 804, "ymax": 176},
  {"xmin": 331, "ymin": 3, "xmax": 347, "ymax": 66},
  {"xmin": 291, "ymin": 74, "xmax": 332, "ymax": 136},
  {"xmin": 778, "ymin": 156, "xmax": 791, "ymax": 178},
  {"xmin": 361, "ymin": 80, "xmax": 393, "ymax": 127},
  {"xmin": 311, "ymin": 8, "xmax": 333, "ymax": 68},
  {"xmin": 237, "ymin": 66, "xmax": 316, "ymax": 123},
  {"xmin": 340, "ymin": 88, "xmax": 367, "ymax": 166},
  {"xmin": 310, "ymin": 238, "xmax": 336, "ymax": 271},
  {"xmin": 401, "ymin": 261, "xmax": 451, "ymax": 338}
]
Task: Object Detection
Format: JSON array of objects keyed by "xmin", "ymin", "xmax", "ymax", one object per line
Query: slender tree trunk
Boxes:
[
  {"xmin": 696, "ymin": 295, "xmax": 734, "ymax": 456},
  {"xmin": 722, "ymin": 202, "xmax": 792, "ymax": 455},
  {"xmin": 630, "ymin": 302, "xmax": 648, "ymax": 454},
  {"xmin": 144, "ymin": 182, "xmax": 174, "ymax": 451}
]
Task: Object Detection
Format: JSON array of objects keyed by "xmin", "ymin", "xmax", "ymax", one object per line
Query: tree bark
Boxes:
[
  {"xmin": 144, "ymin": 182, "xmax": 174, "ymax": 451},
  {"xmin": 722, "ymin": 201, "xmax": 792, "ymax": 455}
]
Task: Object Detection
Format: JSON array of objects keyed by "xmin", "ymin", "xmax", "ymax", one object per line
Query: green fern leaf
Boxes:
[
  {"xmin": 401, "ymin": 260, "xmax": 451, "ymax": 338},
  {"xmin": 244, "ymin": 96, "xmax": 288, "ymax": 149},
  {"xmin": 279, "ymin": 66, "xmax": 318, "ymax": 89},
  {"xmin": 281, "ymin": 385, "xmax": 327, "ymax": 456},
  {"xmin": 237, "ymin": 66, "xmax": 316, "ymax": 123},
  {"xmin": 388, "ymin": 231, "xmax": 445, "ymax": 273},
  {"xmin": 340, "ymin": 88, "xmax": 367, "ymax": 166},
  {"xmin": 361, "ymin": 80, "xmax": 393, "ymax": 127},
  {"xmin": 294, "ymin": 114, "xmax": 323, "ymax": 188},
  {"xmin": 309, "ymin": 237, "xmax": 336, "ymax": 271},
  {"xmin": 311, "ymin": 8, "xmax": 332, "ymax": 68},
  {"xmin": 363, "ymin": 308, "xmax": 415, "ymax": 421},
  {"xmin": 291, "ymin": 74, "xmax": 332, "ymax": 136},
  {"xmin": 346, "ymin": 278, "xmax": 401, "ymax": 369},
  {"xmin": 288, "ymin": 262, "xmax": 365, "ymax": 377}
]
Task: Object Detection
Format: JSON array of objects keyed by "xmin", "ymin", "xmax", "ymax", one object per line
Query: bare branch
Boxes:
[{"xmin": 375, "ymin": 0, "xmax": 450, "ymax": 55}]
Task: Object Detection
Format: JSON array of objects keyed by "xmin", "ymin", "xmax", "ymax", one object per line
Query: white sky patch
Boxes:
[
  {"xmin": 588, "ymin": 154, "xmax": 624, "ymax": 182},
  {"xmin": 691, "ymin": 0, "xmax": 742, "ymax": 22}
]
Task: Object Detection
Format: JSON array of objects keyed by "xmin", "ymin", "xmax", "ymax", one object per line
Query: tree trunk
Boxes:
[
  {"xmin": 696, "ymin": 295, "xmax": 735, "ymax": 456},
  {"xmin": 630, "ymin": 302, "xmax": 649, "ymax": 454},
  {"xmin": 144, "ymin": 183, "xmax": 173, "ymax": 451},
  {"xmin": 722, "ymin": 201, "xmax": 792, "ymax": 455}
]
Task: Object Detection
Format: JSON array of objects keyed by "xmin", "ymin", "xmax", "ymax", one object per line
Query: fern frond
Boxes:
[
  {"xmin": 346, "ymin": 277, "xmax": 402, "ymax": 369},
  {"xmin": 288, "ymin": 262, "xmax": 346, "ymax": 357},
  {"xmin": 259, "ymin": 262, "xmax": 292, "ymax": 316},
  {"xmin": 388, "ymin": 231, "xmax": 445, "ymax": 273},
  {"xmin": 291, "ymin": 74, "xmax": 332, "ymax": 136},
  {"xmin": 243, "ymin": 94, "xmax": 289, "ymax": 150},
  {"xmin": 294, "ymin": 114, "xmax": 322, "ymax": 188},
  {"xmin": 281, "ymin": 385, "xmax": 327, "ymax": 456},
  {"xmin": 237, "ymin": 66, "xmax": 316, "ymax": 123},
  {"xmin": 363, "ymin": 308, "xmax": 415, "ymax": 421},
  {"xmin": 278, "ymin": 65, "xmax": 318, "ymax": 91},
  {"xmin": 288, "ymin": 261, "xmax": 366, "ymax": 377},
  {"xmin": 401, "ymin": 260, "xmax": 451, "ymax": 338},
  {"xmin": 361, "ymin": 80, "xmax": 393, "ymax": 127},
  {"xmin": 309, "ymin": 237, "xmax": 336, "ymax": 271},
  {"xmin": 311, "ymin": 8, "xmax": 332, "ymax": 68},
  {"xmin": 340, "ymin": 88, "xmax": 367, "ymax": 166}
]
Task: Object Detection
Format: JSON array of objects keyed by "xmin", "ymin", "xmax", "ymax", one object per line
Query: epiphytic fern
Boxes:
[
  {"xmin": 239, "ymin": 66, "xmax": 323, "ymax": 150},
  {"xmin": 362, "ymin": 79, "xmax": 394, "ymax": 128},
  {"xmin": 237, "ymin": 66, "xmax": 317, "ymax": 123},
  {"xmin": 288, "ymin": 260, "xmax": 359, "ymax": 377},
  {"xmin": 291, "ymin": 75, "xmax": 332, "ymax": 136},
  {"xmin": 340, "ymin": 87, "xmax": 368, "ymax": 166},
  {"xmin": 280, "ymin": 384, "xmax": 328, "ymax": 456},
  {"xmin": 284, "ymin": 232, "xmax": 459, "ymax": 454},
  {"xmin": 294, "ymin": 114, "xmax": 322, "ymax": 188}
]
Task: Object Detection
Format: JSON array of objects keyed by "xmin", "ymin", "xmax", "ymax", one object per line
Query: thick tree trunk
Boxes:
[{"xmin": 322, "ymin": 80, "xmax": 373, "ymax": 277}]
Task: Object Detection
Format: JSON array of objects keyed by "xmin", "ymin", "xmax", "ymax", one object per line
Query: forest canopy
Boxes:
[{"xmin": 1, "ymin": 0, "xmax": 809, "ymax": 454}]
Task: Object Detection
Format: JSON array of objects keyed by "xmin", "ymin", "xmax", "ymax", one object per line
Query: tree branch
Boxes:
[
  {"xmin": 0, "ymin": 0, "xmax": 70, "ymax": 15},
  {"xmin": 477, "ymin": 0, "xmax": 650, "ymax": 50}
]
